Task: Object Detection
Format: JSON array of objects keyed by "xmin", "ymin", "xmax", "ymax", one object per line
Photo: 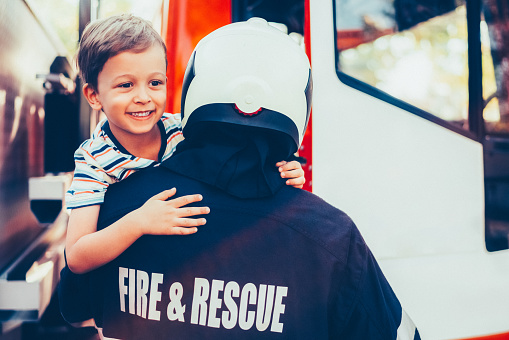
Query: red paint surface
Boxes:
[
  {"xmin": 457, "ymin": 332, "xmax": 509, "ymax": 340},
  {"xmin": 300, "ymin": 0, "xmax": 313, "ymax": 192},
  {"xmin": 163, "ymin": 0, "xmax": 231, "ymax": 115}
]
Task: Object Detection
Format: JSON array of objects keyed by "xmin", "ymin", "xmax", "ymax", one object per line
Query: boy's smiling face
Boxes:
[{"xmin": 84, "ymin": 44, "xmax": 167, "ymax": 143}]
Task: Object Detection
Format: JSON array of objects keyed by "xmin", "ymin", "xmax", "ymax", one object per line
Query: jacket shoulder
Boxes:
[{"xmin": 271, "ymin": 188, "xmax": 366, "ymax": 264}]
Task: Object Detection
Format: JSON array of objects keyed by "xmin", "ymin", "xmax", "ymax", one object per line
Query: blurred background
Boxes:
[{"xmin": 28, "ymin": 0, "xmax": 164, "ymax": 55}]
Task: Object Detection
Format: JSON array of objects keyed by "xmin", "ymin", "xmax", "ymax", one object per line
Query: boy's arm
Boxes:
[
  {"xmin": 65, "ymin": 188, "xmax": 209, "ymax": 274},
  {"xmin": 277, "ymin": 160, "xmax": 306, "ymax": 189},
  {"xmin": 66, "ymin": 204, "xmax": 140, "ymax": 274}
]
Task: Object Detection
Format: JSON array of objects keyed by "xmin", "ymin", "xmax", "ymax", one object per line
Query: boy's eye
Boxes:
[
  {"xmin": 150, "ymin": 80, "xmax": 164, "ymax": 86},
  {"xmin": 118, "ymin": 83, "xmax": 132, "ymax": 88}
]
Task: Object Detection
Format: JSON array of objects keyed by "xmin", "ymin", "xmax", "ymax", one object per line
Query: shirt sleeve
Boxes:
[
  {"xmin": 65, "ymin": 140, "xmax": 115, "ymax": 209},
  {"xmin": 160, "ymin": 112, "xmax": 185, "ymax": 162}
]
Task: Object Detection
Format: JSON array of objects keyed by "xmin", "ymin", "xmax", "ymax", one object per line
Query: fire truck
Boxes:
[
  {"xmin": 163, "ymin": 1, "xmax": 509, "ymax": 337},
  {"xmin": 1, "ymin": 0, "xmax": 509, "ymax": 339}
]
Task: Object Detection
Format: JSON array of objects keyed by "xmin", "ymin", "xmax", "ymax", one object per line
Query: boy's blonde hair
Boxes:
[{"xmin": 77, "ymin": 14, "xmax": 167, "ymax": 90}]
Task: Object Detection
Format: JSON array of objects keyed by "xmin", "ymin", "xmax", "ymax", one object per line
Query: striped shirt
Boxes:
[{"xmin": 65, "ymin": 113, "xmax": 184, "ymax": 209}]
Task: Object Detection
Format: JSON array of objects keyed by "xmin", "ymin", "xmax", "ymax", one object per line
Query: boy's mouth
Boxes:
[{"xmin": 128, "ymin": 110, "xmax": 154, "ymax": 118}]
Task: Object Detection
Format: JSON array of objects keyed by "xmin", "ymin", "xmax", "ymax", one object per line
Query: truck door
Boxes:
[{"xmin": 320, "ymin": 0, "xmax": 509, "ymax": 338}]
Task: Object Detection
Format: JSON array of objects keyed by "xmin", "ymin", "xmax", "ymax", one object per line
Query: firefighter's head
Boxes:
[{"xmin": 181, "ymin": 17, "xmax": 312, "ymax": 156}]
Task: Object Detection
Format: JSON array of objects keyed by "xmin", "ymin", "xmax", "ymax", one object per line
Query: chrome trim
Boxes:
[{"xmin": 0, "ymin": 212, "xmax": 67, "ymax": 324}]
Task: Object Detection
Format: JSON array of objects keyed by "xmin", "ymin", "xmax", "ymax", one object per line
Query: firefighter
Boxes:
[{"xmin": 84, "ymin": 18, "xmax": 420, "ymax": 339}]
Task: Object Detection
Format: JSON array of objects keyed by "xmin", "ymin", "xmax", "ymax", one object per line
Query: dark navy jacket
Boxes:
[{"xmin": 84, "ymin": 162, "xmax": 420, "ymax": 340}]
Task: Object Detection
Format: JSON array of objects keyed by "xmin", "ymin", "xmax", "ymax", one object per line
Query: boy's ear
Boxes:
[{"xmin": 82, "ymin": 84, "xmax": 103, "ymax": 111}]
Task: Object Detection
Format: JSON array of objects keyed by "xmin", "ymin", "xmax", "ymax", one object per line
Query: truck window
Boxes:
[
  {"xmin": 334, "ymin": 0, "xmax": 495, "ymax": 131},
  {"xmin": 483, "ymin": 0, "xmax": 509, "ymax": 135}
]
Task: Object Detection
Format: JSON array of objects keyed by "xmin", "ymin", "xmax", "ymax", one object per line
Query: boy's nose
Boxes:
[{"xmin": 134, "ymin": 87, "xmax": 151, "ymax": 103}]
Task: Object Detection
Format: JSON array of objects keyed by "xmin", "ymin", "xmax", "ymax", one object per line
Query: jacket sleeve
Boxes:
[
  {"xmin": 330, "ymin": 224, "xmax": 420, "ymax": 340},
  {"xmin": 58, "ymin": 253, "xmax": 94, "ymax": 324}
]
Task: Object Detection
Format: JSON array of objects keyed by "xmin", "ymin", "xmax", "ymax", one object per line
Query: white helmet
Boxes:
[{"xmin": 181, "ymin": 17, "xmax": 312, "ymax": 153}]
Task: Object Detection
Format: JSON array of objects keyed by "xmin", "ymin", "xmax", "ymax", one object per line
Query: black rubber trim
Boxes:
[
  {"xmin": 466, "ymin": 0, "xmax": 484, "ymax": 140},
  {"xmin": 181, "ymin": 51, "xmax": 196, "ymax": 120},
  {"xmin": 336, "ymin": 72, "xmax": 477, "ymax": 140}
]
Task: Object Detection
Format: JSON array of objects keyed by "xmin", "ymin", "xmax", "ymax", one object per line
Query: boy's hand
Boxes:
[
  {"xmin": 136, "ymin": 188, "xmax": 210, "ymax": 236},
  {"xmin": 277, "ymin": 160, "xmax": 305, "ymax": 189}
]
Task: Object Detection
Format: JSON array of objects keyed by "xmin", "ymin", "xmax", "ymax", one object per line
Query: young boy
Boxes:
[{"xmin": 64, "ymin": 14, "xmax": 306, "ymax": 275}]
